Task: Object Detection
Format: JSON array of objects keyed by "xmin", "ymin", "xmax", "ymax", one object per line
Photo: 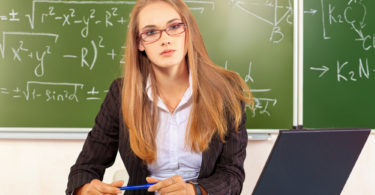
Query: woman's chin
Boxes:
[{"xmin": 153, "ymin": 61, "xmax": 183, "ymax": 69}]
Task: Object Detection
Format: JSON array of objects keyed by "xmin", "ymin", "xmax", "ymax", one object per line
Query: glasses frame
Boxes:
[{"xmin": 138, "ymin": 22, "xmax": 187, "ymax": 44}]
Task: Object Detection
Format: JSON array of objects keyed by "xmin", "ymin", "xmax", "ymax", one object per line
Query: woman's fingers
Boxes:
[
  {"xmin": 111, "ymin": 180, "xmax": 124, "ymax": 187},
  {"xmin": 84, "ymin": 179, "xmax": 122, "ymax": 195},
  {"xmin": 147, "ymin": 175, "xmax": 185, "ymax": 193},
  {"xmin": 146, "ymin": 176, "xmax": 160, "ymax": 183},
  {"xmin": 157, "ymin": 182, "xmax": 188, "ymax": 195}
]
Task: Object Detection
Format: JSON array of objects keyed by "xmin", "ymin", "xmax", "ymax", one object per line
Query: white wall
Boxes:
[{"xmin": 0, "ymin": 134, "xmax": 374, "ymax": 195}]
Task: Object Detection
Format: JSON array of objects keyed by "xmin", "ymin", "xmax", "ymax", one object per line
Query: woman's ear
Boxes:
[{"xmin": 138, "ymin": 41, "xmax": 145, "ymax": 51}]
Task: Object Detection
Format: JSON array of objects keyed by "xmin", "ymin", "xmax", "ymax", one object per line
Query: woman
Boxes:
[{"xmin": 66, "ymin": 0, "xmax": 253, "ymax": 194}]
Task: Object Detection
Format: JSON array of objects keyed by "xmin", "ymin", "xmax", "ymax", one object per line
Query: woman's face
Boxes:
[{"xmin": 137, "ymin": 1, "xmax": 187, "ymax": 70}]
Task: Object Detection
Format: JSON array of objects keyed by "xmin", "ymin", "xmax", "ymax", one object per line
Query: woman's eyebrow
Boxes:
[
  {"xmin": 141, "ymin": 18, "xmax": 181, "ymax": 30},
  {"xmin": 166, "ymin": 18, "xmax": 182, "ymax": 24}
]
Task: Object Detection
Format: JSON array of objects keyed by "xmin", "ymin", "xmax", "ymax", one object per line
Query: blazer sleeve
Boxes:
[
  {"xmin": 198, "ymin": 103, "xmax": 248, "ymax": 195},
  {"xmin": 66, "ymin": 79, "xmax": 122, "ymax": 195}
]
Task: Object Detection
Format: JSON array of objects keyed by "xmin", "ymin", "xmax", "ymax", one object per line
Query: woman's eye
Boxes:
[
  {"xmin": 170, "ymin": 24, "xmax": 180, "ymax": 29},
  {"xmin": 145, "ymin": 30, "xmax": 157, "ymax": 36}
]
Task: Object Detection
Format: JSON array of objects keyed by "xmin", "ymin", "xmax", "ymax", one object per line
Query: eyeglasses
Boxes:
[{"xmin": 138, "ymin": 22, "xmax": 187, "ymax": 43}]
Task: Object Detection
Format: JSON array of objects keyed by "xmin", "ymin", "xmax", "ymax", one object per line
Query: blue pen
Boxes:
[{"xmin": 117, "ymin": 182, "xmax": 157, "ymax": 190}]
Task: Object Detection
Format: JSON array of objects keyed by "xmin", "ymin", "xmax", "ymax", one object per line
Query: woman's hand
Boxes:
[
  {"xmin": 147, "ymin": 175, "xmax": 195, "ymax": 195},
  {"xmin": 75, "ymin": 179, "xmax": 124, "ymax": 195}
]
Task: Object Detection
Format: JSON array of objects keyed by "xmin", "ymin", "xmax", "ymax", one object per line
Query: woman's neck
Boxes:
[
  {"xmin": 152, "ymin": 61, "xmax": 189, "ymax": 113},
  {"xmin": 153, "ymin": 62, "xmax": 189, "ymax": 93}
]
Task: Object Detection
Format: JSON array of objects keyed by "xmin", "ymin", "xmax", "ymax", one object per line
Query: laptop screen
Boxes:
[{"xmin": 252, "ymin": 129, "xmax": 370, "ymax": 195}]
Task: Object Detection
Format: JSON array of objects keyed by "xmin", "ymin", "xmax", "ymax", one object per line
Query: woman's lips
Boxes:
[{"xmin": 160, "ymin": 49, "xmax": 175, "ymax": 56}]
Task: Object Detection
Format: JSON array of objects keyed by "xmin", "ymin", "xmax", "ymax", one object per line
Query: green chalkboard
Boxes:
[
  {"xmin": 304, "ymin": 0, "xmax": 375, "ymax": 128},
  {"xmin": 0, "ymin": 0, "xmax": 293, "ymax": 130}
]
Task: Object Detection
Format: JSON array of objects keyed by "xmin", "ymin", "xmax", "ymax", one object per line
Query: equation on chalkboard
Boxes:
[
  {"xmin": 0, "ymin": 0, "xmax": 293, "ymax": 130},
  {"xmin": 304, "ymin": 0, "xmax": 375, "ymax": 128}
]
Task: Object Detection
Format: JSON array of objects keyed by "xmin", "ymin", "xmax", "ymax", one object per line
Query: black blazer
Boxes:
[{"xmin": 66, "ymin": 79, "xmax": 248, "ymax": 195}]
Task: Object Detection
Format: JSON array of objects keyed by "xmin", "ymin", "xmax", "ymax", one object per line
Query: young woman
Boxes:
[{"xmin": 66, "ymin": 0, "xmax": 253, "ymax": 195}]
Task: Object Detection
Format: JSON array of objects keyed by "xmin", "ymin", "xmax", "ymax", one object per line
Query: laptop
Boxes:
[{"xmin": 252, "ymin": 128, "xmax": 370, "ymax": 195}]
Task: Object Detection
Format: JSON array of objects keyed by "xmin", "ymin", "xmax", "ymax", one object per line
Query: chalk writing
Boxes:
[
  {"xmin": 185, "ymin": 0, "xmax": 215, "ymax": 13},
  {"xmin": 0, "ymin": 0, "xmax": 292, "ymax": 128},
  {"xmin": 231, "ymin": 0, "xmax": 293, "ymax": 43},
  {"xmin": 0, "ymin": 81, "xmax": 112, "ymax": 102},
  {"xmin": 0, "ymin": 32, "xmax": 58, "ymax": 77},
  {"xmin": 23, "ymin": 81, "xmax": 83, "ymax": 102},
  {"xmin": 306, "ymin": 0, "xmax": 375, "ymax": 83},
  {"xmin": 226, "ymin": 60, "xmax": 278, "ymax": 117},
  {"xmin": 25, "ymin": 0, "xmax": 136, "ymax": 30},
  {"xmin": 309, "ymin": 58, "xmax": 375, "ymax": 82},
  {"xmin": 315, "ymin": 0, "xmax": 375, "ymax": 50}
]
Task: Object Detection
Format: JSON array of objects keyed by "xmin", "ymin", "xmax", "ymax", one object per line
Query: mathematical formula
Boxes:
[
  {"xmin": 316, "ymin": 0, "xmax": 375, "ymax": 51},
  {"xmin": 0, "ymin": 0, "xmax": 286, "ymax": 122},
  {"xmin": 231, "ymin": 0, "xmax": 293, "ymax": 43},
  {"xmin": 0, "ymin": 1, "xmax": 216, "ymax": 77},
  {"xmin": 0, "ymin": 81, "xmax": 108, "ymax": 102},
  {"xmin": 310, "ymin": 57, "xmax": 375, "ymax": 82},
  {"xmin": 306, "ymin": 0, "xmax": 375, "ymax": 82},
  {"xmin": 225, "ymin": 60, "xmax": 278, "ymax": 117},
  {"xmin": 0, "ymin": 59, "xmax": 278, "ymax": 118}
]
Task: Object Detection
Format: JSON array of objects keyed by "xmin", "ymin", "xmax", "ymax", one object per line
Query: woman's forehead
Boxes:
[{"xmin": 138, "ymin": 1, "xmax": 181, "ymax": 29}]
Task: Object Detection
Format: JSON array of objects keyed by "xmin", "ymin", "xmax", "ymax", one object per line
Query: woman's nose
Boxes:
[{"xmin": 159, "ymin": 30, "xmax": 171, "ymax": 45}]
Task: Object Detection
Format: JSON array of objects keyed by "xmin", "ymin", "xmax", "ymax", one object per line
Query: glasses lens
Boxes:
[
  {"xmin": 167, "ymin": 23, "xmax": 185, "ymax": 35},
  {"xmin": 142, "ymin": 30, "xmax": 160, "ymax": 42},
  {"xmin": 141, "ymin": 23, "xmax": 186, "ymax": 42}
]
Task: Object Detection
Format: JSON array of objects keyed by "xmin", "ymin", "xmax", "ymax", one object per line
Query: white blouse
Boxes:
[{"xmin": 145, "ymin": 74, "xmax": 202, "ymax": 183}]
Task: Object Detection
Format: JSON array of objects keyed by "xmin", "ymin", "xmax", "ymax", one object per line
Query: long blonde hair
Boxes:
[{"xmin": 122, "ymin": 0, "xmax": 253, "ymax": 164}]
